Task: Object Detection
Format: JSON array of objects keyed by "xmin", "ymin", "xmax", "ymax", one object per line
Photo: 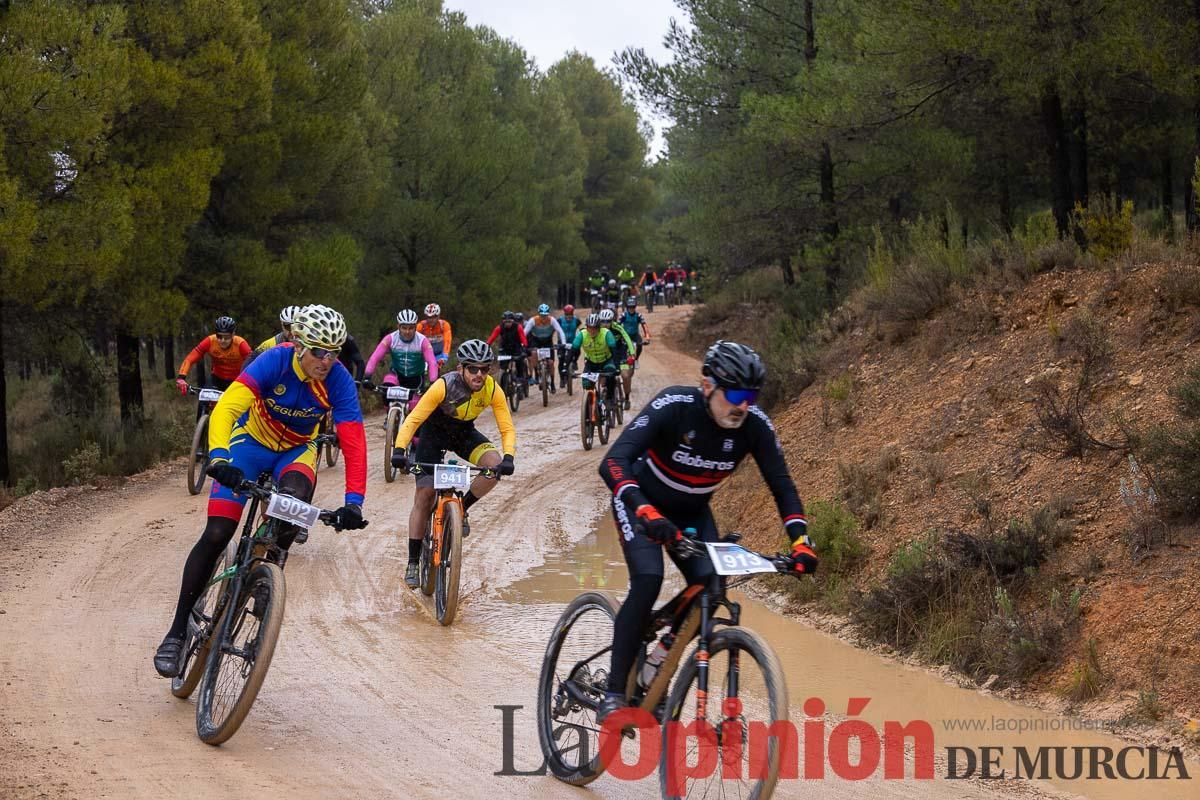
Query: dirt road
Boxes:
[{"xmin": 0, "ymin": 308, "xmax": 1092, "ymax": 799}]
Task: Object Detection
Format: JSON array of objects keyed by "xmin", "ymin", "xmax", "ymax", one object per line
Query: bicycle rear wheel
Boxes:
[
  {"xmin": 419, "ymin": 522, "xmax": 436, "ymax": 596},
  {"xmin": 580, "ymin": 392, "xmax": 594, "ymax": 450},
  {"xmin": 172, "ymin": 540, "xmax": 234, "ymax": 699},
  {"xmin": 541, "ymin": 363, "xmax": 549, "ymax": 407},
  {"xmin": 434, "ymin": 501, "xmax": 463, "ymax": 625},
  {"xmin": 324, "ymin": 420, "xmax": 340, "ymax": 467},
  {"xmin": 537, "ymin": 591, "xmax": 621, "ymax": 786},
  {"xmin": 187, "ymin": 415, "xmax": 210, "ymax": 495},
  {"xmin": 598, "ymin": 396, "xmax": 611, "ymax": 445},
  {"xmin": 659, "ymin": 627, "xmax": 788, "ymax": 800},
  {"xmin": 195, "ymin": 561, "xmax": 286, "ymax": 745},
  {"xmin": 383, "ymin": 406, "xmax": 402, "ymax": 483}
]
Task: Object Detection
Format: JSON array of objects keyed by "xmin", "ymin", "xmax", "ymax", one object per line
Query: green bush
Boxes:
[
  {"xmin": 1135, "ymin": 363, "xmax": 1200, "ymax": 520},
  {"xmin": 802, "ymin": 499, "xmax": 866, "ymax": 577},
  {"xmin": 1073, "ymin": 194, "xmax": 1134, "ymax": 261},
  {"xmin": 837, "ymin": 445, "xmax": 901, "ymax": 528}
]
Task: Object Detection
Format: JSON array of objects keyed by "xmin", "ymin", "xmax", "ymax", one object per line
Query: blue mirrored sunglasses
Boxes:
[{"xmin": 722, "ymin": 387, "xmax": 759, "ymax": 406}]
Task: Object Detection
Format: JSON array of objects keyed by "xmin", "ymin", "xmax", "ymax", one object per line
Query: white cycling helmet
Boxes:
[
  {"xmin": 424, "ymin": 303, "xmax": 441, "ymax": 317},
  {"xmin": 292, "ymin": 304, "xmax": 347, "ymax": 349},
  {"xmin": 456, "ymin": 339, "xmax": 493, "ymax": 365},
  {"xmin": 598, "ymin": 308, "xmax": 615, "ymax": 323},
  {"xmin": 396, "ymin": 308, "xmax": 419, "ymax": 325},
  {"xmin": 279, "ymin": 305, "xmax": 302, "ymax": 325},
  {"xmin": 585, "ymin": 313, "xmax": 600, "ymax": 327}
]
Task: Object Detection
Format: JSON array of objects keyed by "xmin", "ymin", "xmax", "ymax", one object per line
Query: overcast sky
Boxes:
[{"xmin": 444, "ymin": 0, "xmax": 681, "ymax": 157}]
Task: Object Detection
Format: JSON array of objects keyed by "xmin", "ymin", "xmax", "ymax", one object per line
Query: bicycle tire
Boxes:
[
  {"xmin": 659, "ymin": 627, "xmax": 788, "ymax": 800},
  {"xmin": 541, "ymin": 363, "xmax": 549, "ymax": 407},
  {"xmin": 324, "ymin": 417, "xmax": 340, "ymax": 467},
  {"xmin": 195, "ymin": 561, "xmax": 286, "ymax": 745},
  {"xmin": 598, "ymin": 396, "xmax": 610, "ymax": 445},
  {"xmin": 419, "ymin": 522, "xmax": 435, "ymax": 597},
  {"xmin": 171, "ymin": 541, "xmax": 234, "ymax": 699},
  {"xmin": 580, "ymin": 391, "xmax": 594, "ymax": 451},
  {"xmin": 536, "ymin": 590, "xmax": 621, "ymax": 786},
  {"xmin": 565, "ymin": 364, "xmax": 574, "ymax": 396},
  {"xmin": 434, "ymin": 501, "xmax": 463, "ymax": 625},
  {"xmin": 383, "ymin": 406, "xmax": 401, "ymax": 483},
  {"xmin": 187, "ymin": 414, "xmax": 210, "ymax": 495},
  {"xmin": 614, "ymin": 381, "xmax": 625, "ymax": 425}
]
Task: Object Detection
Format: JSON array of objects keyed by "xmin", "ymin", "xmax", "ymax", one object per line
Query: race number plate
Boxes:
[
  {"xmin": 581, "ymin": 372, "xmax": 600, "ymax": 383},
  {"xmin": 537, "ymin": 348, "xmax": 552, "ymax": 360},
  {"xmin": 198, "ymin": 388, "xmax": 223, "ymax": 403},
  {"xmin": 266, "ymin": 493, "xmax": 322, "ymax": 531},
  {"xmin": 666, "ymin": 282, "xmax": 675, "ymax": 289},
  {"xmin": 433, "ymin": 463, "xmax": 470, "ymax": 491},
  {"xmin": 386, "ymin": 386, "xmax": 410, "ymax": 402},
  {"xmin": 497, "ymin": 355, "xmax": 512, "ymax": 362},
  {"xmin": 705, "ymin": 543, "xmax": 776, "ymax": 576}
]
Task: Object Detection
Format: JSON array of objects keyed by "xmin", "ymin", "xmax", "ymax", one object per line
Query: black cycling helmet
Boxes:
[
  {"xmin": 702, "ymin": 340, "xmax": 766, "ymax": 390},
  {"xmin": 502, "ymin": 310, "xmax": 514, "ymax": 321},
  {"xmin": 215, "ymin": 316, "xmax": 236, "ymax": 334},
  {"xmin": 625, "ymin": 297, "xmax": 637, "ymax": 308}
]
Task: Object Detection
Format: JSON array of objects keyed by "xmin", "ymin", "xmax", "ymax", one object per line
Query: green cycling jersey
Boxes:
[{"xmin": 573, "ymin": 328, "xmax": 616, "ymax": 364}]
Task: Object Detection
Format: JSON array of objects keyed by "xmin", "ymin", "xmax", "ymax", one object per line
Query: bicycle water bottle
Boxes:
[{"xmin": 639, "ymin": 631, "xmax": 675, "ymax": 690}]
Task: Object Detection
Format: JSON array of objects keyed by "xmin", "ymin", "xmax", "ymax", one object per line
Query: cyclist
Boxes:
[
  {"xmin": 637, "ymin": 265, "xmax": 660, "ymax": 308},
  {"xmin": 570, "ymin": 312, "xmax": 618, "ymax": 406},
  {"xmin": 662, "ymin": 265, "xmax": 687, "ymax": 302},
  {"xmin": 599, "ymin": 308, "xmax": 637, "ymax": 410},
  {"xmin": 390, "ymin": 339, "xmax": 516, "ymax": 587},
  {"xmin": 616, "ymin": 264, "xmax": 636, "ymax": 302},
  {"xmin": 604, "ymin": 278, "xmax": 621, "ymax": 311},
  {"xmin": 524, "ymin": 303, "xmax": 566, "ymax": 392},
  {"xmin": 364, "ymin": 309, "xmax": 438, "ymax": 405},
  {"xmin": 619, "ymin": 297, "xmax": 651, "ymax": 361},
  {"xmin": 338, "ymin": 333, "xmax": 366, "ymax": 382},
  {"xmin": 175, "ymin": 316, "xmax": 251, "ymax": 418},
  {"xmin": 417, "ymin": 303, "xmax": 453, "ymax": 370},
  {"xmin": 595, "ymin": 341, "xmax": 817, "ymax": 722},
  {"xmin": 253, "ymin": 305, "xmax": 302, "ymax": 355},
  {"xmin": 486, "ymin": 310, "xmax": 528, "ymax": 386},
  {"xmin": 153, "ymin": 304, "xmax": 369, "ymax": 678}
]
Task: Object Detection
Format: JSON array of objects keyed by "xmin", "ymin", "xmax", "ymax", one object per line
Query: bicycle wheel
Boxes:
[
  {"xmin": 434, "ymin": 501, "xmax": 463, "ymax": 625},
  {"xmin": 598, "ymin": 396, "xmax": 610, "ymax": 445},
  {"xmin": 171, "ymin": 540, "xmax": 234, "ymax": 699},
  {"xmin": 324, "ymin": 418, "xmax": 340, "ymax": 467},
  {"xmin": 187, "ymin": 414, "xmax": 210, "ymax": 495},
  {"xmin": 580, "ymin": 391, "xmax": 594, "ymax": 451},
  {"xmin": 419, "ymin": 522, "xmax": 436, "ymax": 597},
  {"xmin": 536, "ymin": 590, "xmax": 621, "ymax": 786},
  {"xmin": 614, "ymin": 381, "xmax": 625, "ymax": 425},
  {"xmin": 195, "ymin": 561, "xmax": 286, "ymax": 745},
  {"xmin": 659, "ymin": 627, "xmax": 788, "ymax": 800},
  {"xmin": 541, "ymin": 363, "xmax": 549, "ymax": 407},
  {"xmin": 383, "ymin": 406, "xmax": 402, "ymax": 483},
  {"xmin": 565, "ymin": 363, "xmax": 574, "ymax": 396}
]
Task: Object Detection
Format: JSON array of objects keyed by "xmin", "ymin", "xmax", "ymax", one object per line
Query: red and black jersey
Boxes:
[{"xmin": 600, "ymin": 386, "xmax": 807, "ymax": 542}]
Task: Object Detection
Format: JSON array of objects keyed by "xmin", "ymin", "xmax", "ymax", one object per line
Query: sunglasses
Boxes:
[
  {"xmin": 308, "ymin": 346, "xmax": 341, "ymax": 361},
  {"xmin": 463, "ymin": 364, "xmax": 491, "ymax": 375},
  {"xmin": 722, "ymin": 387, "xmax": 759, "ymax": 406}
]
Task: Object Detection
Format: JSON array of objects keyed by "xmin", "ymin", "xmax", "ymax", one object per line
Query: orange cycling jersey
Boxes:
[
  {"xmin": 178, "ymin": 335, "xmax": 251, "ymax": 382},
  {"xmin": 416, "ymin": 319, "xmax": 452, "ymax": 357}
]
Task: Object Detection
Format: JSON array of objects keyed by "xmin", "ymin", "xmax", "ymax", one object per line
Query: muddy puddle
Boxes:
[{"xmin": 478, "ymin": 515, "xmax": 1199, "ymax": 800}]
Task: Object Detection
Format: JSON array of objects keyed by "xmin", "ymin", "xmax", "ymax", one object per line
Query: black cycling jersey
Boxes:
[
  {"xmin": 338, "ymin": 334, "xmax": 366, "ymax": 381},
  {"xmin": 600, "ymin": 386, "xmax": 807, "ymax": 541}
]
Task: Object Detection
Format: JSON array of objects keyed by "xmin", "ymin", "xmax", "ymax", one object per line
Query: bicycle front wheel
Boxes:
[
  {"xmin": 434, "ymin": 501, "xmax": 463, "ymax": 625},
  {"xmin": 187, "ymin": 415, "xmax": 210, "ymax": 495},
  {"xmin": 383, "ymin": 406, "xmax": 402, "ymax": 483},
  {"xmin": 195, "ymin": 561, "xmax": 286, "ymax": 745},
  {"xmin": 580, "ymin": 392, "xmax": 594, "ymax": 451},
  {"xmin": 598, "ymin": 397, "xmax": 611, "ymax": 445},
  {"xmin": 537, "ymin": 590, "xmax": 621, "ymax": 786},
  {"xmin": 660, "ymin": 627, "xmax": 788, "ymax": 800},
  {"xmin": 541, "ymin": 363, "xmax": 550, "ymax": 407}
]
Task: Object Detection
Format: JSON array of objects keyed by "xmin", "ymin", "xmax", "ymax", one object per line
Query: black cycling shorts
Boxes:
[
  {"xmin": 613, "ymin": 500, "xmax": 719, "ymax": 583},
  {"xmin": 412, "ymin": 419, "xmax": 495, "ymax": 488}
]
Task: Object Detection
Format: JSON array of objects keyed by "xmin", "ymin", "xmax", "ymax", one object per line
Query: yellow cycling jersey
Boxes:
[
  {"xmin": 254, "ymin": 332, "xmax": 288, "ymax": 354},
  {"xmin": 394, "ymin": 371, "xmax": 516, "ymax": 456}
]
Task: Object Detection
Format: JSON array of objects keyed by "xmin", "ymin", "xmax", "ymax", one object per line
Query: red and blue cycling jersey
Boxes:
[{"xmin": 208, "ymin": 345, "xmax": 367, "ymax": 507}]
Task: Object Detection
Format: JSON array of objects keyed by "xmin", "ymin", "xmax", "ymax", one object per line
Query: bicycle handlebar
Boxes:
[
  {"xmin": 232, "ymin": 478, "xmax": 368, "ymax": 531},
  {"xmin": 407, "ymin": 461, "xmax": 499, "ymax": 480},
  {"xmin": 668, "ymin": 529, "xmax": 794, "ymax": 573}
]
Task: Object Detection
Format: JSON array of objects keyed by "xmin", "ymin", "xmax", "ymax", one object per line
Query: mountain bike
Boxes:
[
  {"xmin": 537, "ymin": 531, "xmax": 793, "ymax": 798},
  {"xmin": 665, "ymin": 281, "xmax": 677, "ymax": 308},
  {"xmin": 186, "ymin": 385, "xmax": 223, "ymax": 495},
  {"xmin": 362, "ymin": 380, "xmax": 418, "ymax": 483},
  {"xmin": 645, "ymin": 284, "xmax": 656, "ymax": 313},
  {"xmin": 497, "ymin": 354, "xmax": 523, "ymax": 413},
  {"xmin": 610, "ymin": 370, "xmax": 625, "ymax": 426},
  {"xmin": 407, "ymin": 461, "xmax": 497, "ymax": 626},
  {"xmin": 579, "ymin": 368, "xmax": 613, "ymax": 451},
  {"xmin": 169, "ymin": 473, "xmax": 366, "ymax": 744},
  {"xmin": 556, "ymin": 344, "xmax": 575, "ymax": 397},
  {"xmin": 314, "ymin": 411, "xmax": 339, "ymax": 469},
  {"xmin": 534, "ymin": 346, "xmax": 556, "ymax": 407}
]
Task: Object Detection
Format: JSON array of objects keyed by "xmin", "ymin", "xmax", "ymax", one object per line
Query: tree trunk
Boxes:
[
  {"xmin": 780, "ymin": 253, "xmax": 796, "ymax": 286},
  {"xmin": 163, "ymin": 335, "xmax": 176, "ymax": 380},
  {"xmin": 116, "ymin": 332, "xmax": 144, "ymax": 426},
  {"xmin": 1069, "ymin": 99, "xmax": 1088, "ymax": 208},
  {"xmin": 1041, "ymin": 87, "xmax": 1073, "ymax": 236},
  {"xmin": 145, "ymin": 336, "xmax": 156, "ymax": 373},
  {"xmin": 820, "ymin": 142, "xmax": 840, "ymax": 298},
  {"xmin": 999, "ymin": 155, "xmax": 1013, "ymax": 235},
  {"xmin": 1190, "ymin": 0, "xmax": 1200, "ymax": 231},
  {"xmin": 1163, "ymin": 153, "xmax": 1175, "ymax": 242}
]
